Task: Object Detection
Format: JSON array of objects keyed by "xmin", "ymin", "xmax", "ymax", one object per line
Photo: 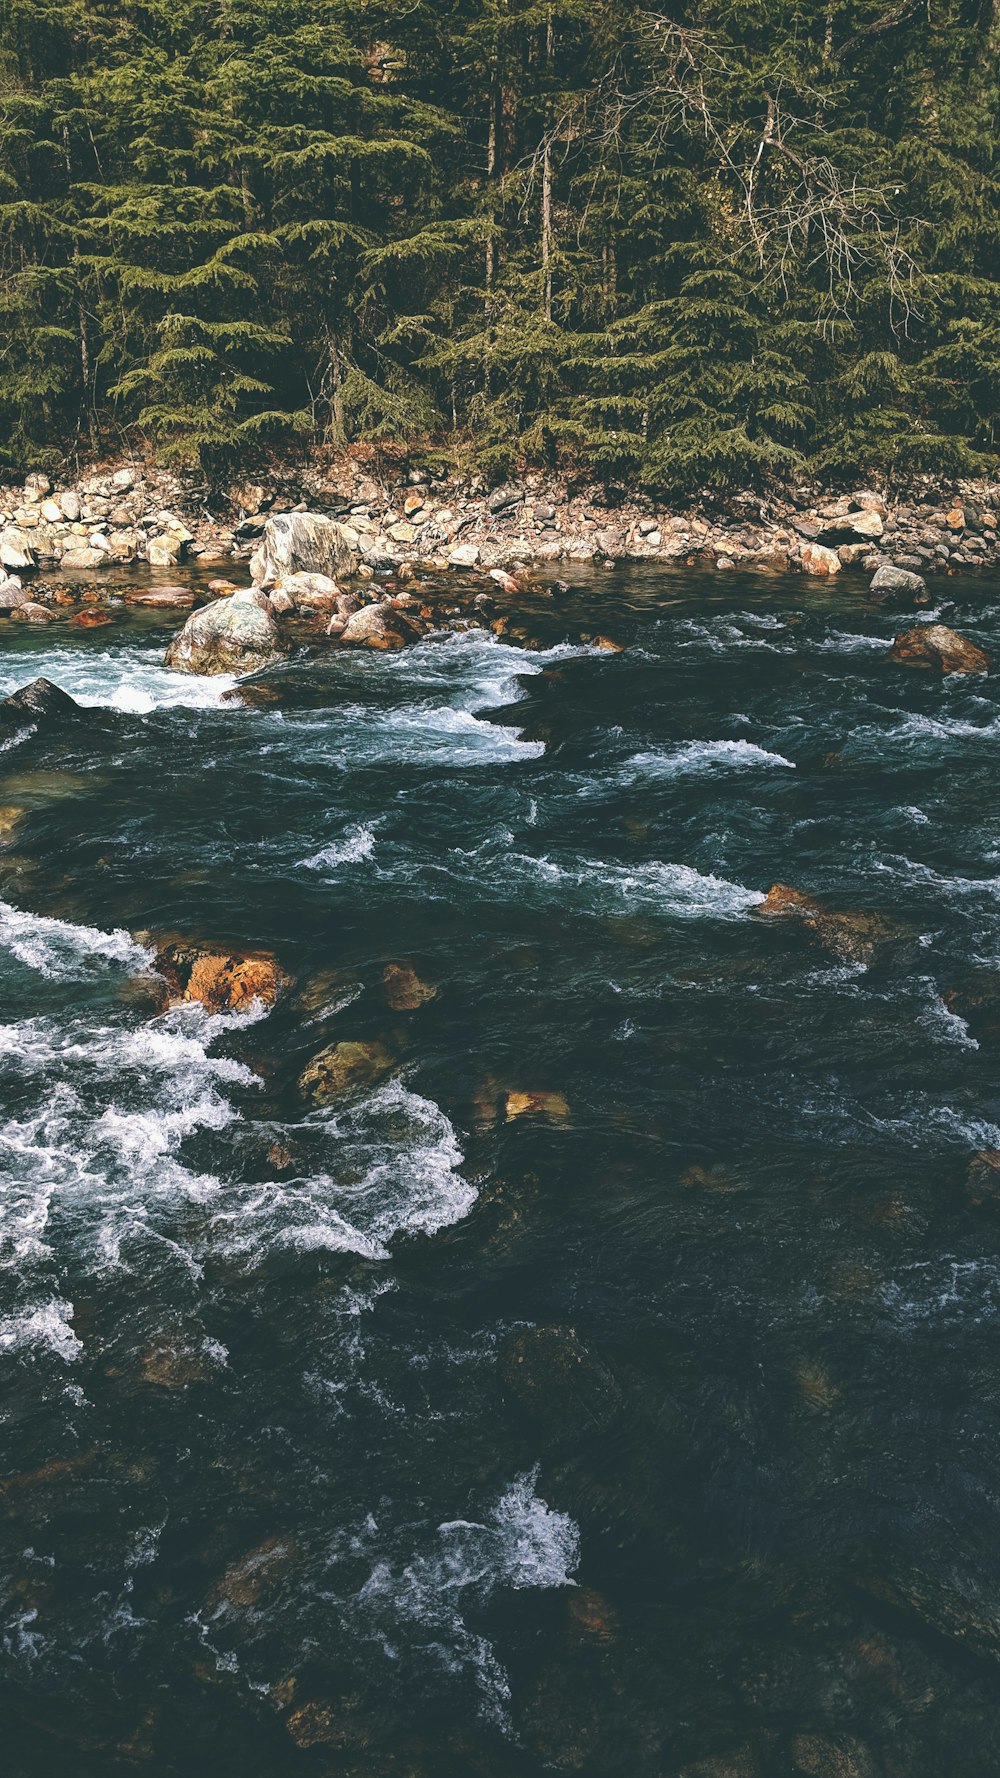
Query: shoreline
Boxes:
[{"xmin": 2, "ymin": 455, "xmax": 999, "ymax": 584}]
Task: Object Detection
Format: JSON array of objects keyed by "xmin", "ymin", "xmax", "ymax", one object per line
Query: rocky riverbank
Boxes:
[{"xmin": 1, "ymin": 454, "xmax": 999, "ymax": 583}]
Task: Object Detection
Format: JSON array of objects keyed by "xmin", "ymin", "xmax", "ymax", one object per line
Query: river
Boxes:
[{"xmin": 2, "ymin": 563, "xmax": 1000, "ymax": 1777}]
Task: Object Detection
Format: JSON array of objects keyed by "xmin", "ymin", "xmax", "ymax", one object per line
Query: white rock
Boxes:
[
  {"xmin": 800, "ymin": 542, "xmax": 842, "ymax": 576},
  {"xmin": 40, "ymin": 500, "xmax": 63, "ymax": 524},
  {"xmin": 0, "ymin": 528, "xmax": 36, "ymax": 570},
  {"xmin": 448, "ymin": 542, "xmax": 480, "ymax": 568},
  {"xmin": 59, "ymin": 492, "xmax": 81, "ymax": 522},
  {"xmin": 147, "ymin": 534, "xmax": 181, "ymax": 566},
  {"xmin": 250, "ymin": 512, "xmax": 358, "ymax": 587}
]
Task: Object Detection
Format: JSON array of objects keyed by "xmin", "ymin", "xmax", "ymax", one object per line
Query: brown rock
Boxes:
[
  {"xmin": 0, "ymin": 805, "xmax": 25, "ymax": 839},
  {"xmin": 789, "ymin": 1734, "xmax": 879, "ymax": 1778},
  {"xmin": 965, "ymin": 1150, "xmax": 1000, "ymax": 1207},
  {"xmin": 212, "ymin": 1536, "xmax": 297, "ymax": 1609},
  {"xmin": 298, "ymin": 1039, "xmax": 394, "ymax": 1104},
  {"xmin": 10, "ymin": 601, "xmax": 54, "ymax": 624},
  {"xmin": 71, "ymin": 608, "xmax": 114, "ymax": 628},
  {"xmin": 799, "ymin": 542, "xmax": 841, "ymax": 576},
  {"xmin": 505, "ymin": 1089, "xmax": 571, "ymax": 1123},
  {"xmin": 888, "ymin": 624, "xmax": 990, "ymax": 674},
  {"xmin": 755, "ymin": 884, "xmax": 891, "ymax": 966},
  {"xmin": 945, "ymin": 506, "xmax": 965, "ymax": 530},
  {"xmin": 382, "ymin": 961, "xmax": 437, "ymax": 1011},
  {"xmin": 123, "ymin": 587, "xmax": 195, "ymax": 609},
  {"xmin": 593, "ymin": 635, "xmax": 623, "ymax": 651},
  {"xmin": 153, "ymin": 938, "xmax": 290, "ymax": 1014}
]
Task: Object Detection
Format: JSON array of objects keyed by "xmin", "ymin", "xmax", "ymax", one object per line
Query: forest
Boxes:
[{"xmin": 0, "ymin": 0, "xmax": 998, "ymax": 492}]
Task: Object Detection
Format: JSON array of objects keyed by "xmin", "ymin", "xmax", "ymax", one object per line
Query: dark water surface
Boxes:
[{"xmin": 4, "ymin": 565, "xmax": 1000, "ymax": 1776}]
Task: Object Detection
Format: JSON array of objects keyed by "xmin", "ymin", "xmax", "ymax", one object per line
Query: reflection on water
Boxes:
[{"xmin": 3, "ymin": 565, "xmax": 1000, "ymax": 1775}]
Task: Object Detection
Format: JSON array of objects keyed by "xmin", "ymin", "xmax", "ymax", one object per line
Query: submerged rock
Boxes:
[
  {"xmin": 250, "ymin": 511, "xmax": 357, "ymax": 588},
  {"xmin": 9, "ymin": 601, "xmax": 54, "ymax": 624},
  {"xmin": 502, "ymin": 1325, "xmax": 623, "ymax": 1447},
  {"xmin": 505, "ymin": 1089, "xmax": 571, "ymax": 1122},
  {"xmin": 298, "ymin": 1039, "xmax": 394, "ymax": 1104},
  {"xmin": 152, "ymin": 937, "xmax": 290, "ymax": 1013},
  {"xmin": 163, "ymin": 589, "xmax": 288, "ymax": 675},
  {"xmin": 382, "ymin": 961, "xmax": 437, "ymax": 1010},
  {"xmin": 888, "ymin": 624, "xmax": 990, "ymax": 674},
  {"xmin": 755, "ymin": 883, "xmax": 891, "ymax": 966},
  {"xmin": 965, "ymin": 1150, "xmax": 1000, "ymax": 1208}
]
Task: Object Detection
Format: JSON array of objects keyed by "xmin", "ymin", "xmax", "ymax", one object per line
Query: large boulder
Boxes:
[
  {"xmin": 299, "ymin": 1039, "xmax": 395, "ymax": 1105},
  {"xmin": 0, "ymin": 575, "xmax": 26, "ymax": 610},
  {"xmin": 870, "ymin": 563, "xmax": 926, "ymax": 600},
  {"xmin": 250, "ymin": 512, "xmax": 357, "ymax": 588},
  {"xmin": 151, "ymin": 937, "xmax": 290, "ymax": 1013},
  {"xmin": 888, "ymin": 623, "xmax": 990, "ymax": 674},
  {"xmin": 163, "ymin": 589, "xmax": 288, "ymax": 676},
  {"xmin": 338, "ymin": 601, "xmax": 403, "ymax": 647},
  {"xmin": 799, "ymin": 542, "xmax": 841, "ymax": 576},
  {"xmin": 0, "ymin": 677, "xmax": 80, "ymax": 731},
  {"xmin": 0, "ymin": 527, "xmax": 36, "ymax": 571}
]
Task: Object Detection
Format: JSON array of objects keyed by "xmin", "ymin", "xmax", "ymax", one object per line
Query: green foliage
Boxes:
[{"xmin": 0, "ymin": 0, "xmax": 998, "ymax": 483}]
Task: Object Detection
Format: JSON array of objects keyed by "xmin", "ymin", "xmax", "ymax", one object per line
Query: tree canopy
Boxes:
[{"xmin": 1, "ymin": 0, "xmax": 998, "ymax": 489}]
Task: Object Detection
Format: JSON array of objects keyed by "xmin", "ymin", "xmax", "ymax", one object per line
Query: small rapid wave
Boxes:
[
  {"xmin": 0, "ymin": 899, "xmax": 152, "ymax": 980},
  {"xmin": 625, "ymin": 739, "xmax": 795, "ymax": 776},
  {"xmin": 0, "ymin": 643, "xmax": 235, "ymax": 712}
]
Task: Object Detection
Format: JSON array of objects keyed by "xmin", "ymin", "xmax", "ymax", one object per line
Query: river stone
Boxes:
[
  {"xmin": 888, "ymin": 624, "xmax": 990, "ymax": 674},
  {"xmin": 59, "ymin": 491, "xmax": 81, "ymax": 521},
  {"xmin": 0, "ymin": 576, "xmax": 26, "ymax": 609},
  {"xmin": 10, "ymin": 601, "xmax": 54, "ymax": 624},
  {"xmin": 298, "ymin": 1039, "xmax": 395, "ymax": 1104},
  {"xmin": 250, "ymin": 512, "xmax": 357, "ymax": 588},
  {"xmin": 0, "ymin": 527, "xmax": 35, "ymax": 570},
  {"xmin": 869, "ymin": 563, "xmax": 927, "ymax": 599},
  {"xmin": 1, "ymin": 678, "xmax": 80, "ymax": 724},
  {"xmin": 163, "ymin": 589, "xmax": 288, "ymax": 676},
  {"xmin": 274, "ymin": 571, "xmax": 342, "ymax": 610},
  {"xmin": 147, "ymin": 533, "xmax": 181, "ymax": 566},
  {"xmin": 799, "ymin": 541, "xmax": 841, "ymax": 575},
  {"xmin": 338, "ymin": 602, "xmax": 401, "ymax": 646},
  {"xmin": 152, "ymin": 937, "xmax": 290, "ymax": 1013}
]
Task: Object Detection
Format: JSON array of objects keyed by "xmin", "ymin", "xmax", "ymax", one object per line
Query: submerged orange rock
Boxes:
[
  {"xmin": 888, "ymin": 624, "xmax": 990, "ymax": 674},
  {"xmin": 755, "ymin": 883, "xmax": 892, "ymax": 966},
  {"xmin": 505, "ymin": 1090, "xmax": 571, "ymax": 1122}
]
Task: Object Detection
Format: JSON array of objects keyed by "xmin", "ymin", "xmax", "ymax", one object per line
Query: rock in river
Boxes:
[
  {"xmin": 869, "ymin": 563, "xmax": 927, "ymax": 601},
  {"xmin": 888, "ymin": 623, "xmax": 990, "ymax": 674},
  {"xmin": 299, "ymin": 1039, "xmax": 394, "ymax": 1104},
  {"xmin": 250, "ymin": 512, "xmax": 357, "ymax": 588},
  {"xmin": 163, "ymin": 589, "xmax": 288, "ymax": 676},
  {"xmin": 755, "ymin": 883, "xmax": 892, "ymax": 966},
  {"xmin": 152, "ymin": 937, "xmax": 290, "ymax": 1013},
  {"xmin": 1, "ymin": 677, "xmax": 80, "ymax": 730}
]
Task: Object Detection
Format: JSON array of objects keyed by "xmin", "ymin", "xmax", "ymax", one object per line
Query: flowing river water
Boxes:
[{"xmin": 3, "ymin": 563, "xmax": 1000, "ymax": 1777}]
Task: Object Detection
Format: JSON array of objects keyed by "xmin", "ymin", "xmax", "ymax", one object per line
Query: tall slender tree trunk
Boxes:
[
  {"xmin": 62, "ymin": 123, "xmax": 97, "ymax": 454},
  {"xmin": 541, "ymin": 10, "xmax": 554, "ymax": 322}
]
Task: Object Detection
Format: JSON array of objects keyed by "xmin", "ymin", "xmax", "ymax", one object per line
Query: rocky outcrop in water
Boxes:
[
  {"xmin": 250, "ymin": 512, "xmax": 358, "ymax": 587},
  {"xmin": 869, "ymin": 564, "xmax": 927, "ymax": 601},
  {"xmin": 755, "ymin": 884, "xmax": 892, "ymax": 967},
  {"xmin": 298, "ymin": 1039, "xmax": 395, "ymax": 1104},
  {"xmin": 1, "ymin": 677, "xmax": 81, "ymax": 727},
  {"xmin": 151, "ymin": 937, "xmax": 290, "ymax": 1013},
  {"xmin": 887, "ymin": 624, "xmax": 990, "ymax": 674},
  {"xmin": 163, "ymin": 589, "xmax": 288, "ymax": 675}
]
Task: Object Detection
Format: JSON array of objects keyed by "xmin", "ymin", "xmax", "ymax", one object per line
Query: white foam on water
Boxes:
[
  {"xmin": 301, "ymin": 821, "xmax": 379, "ymax": 871},
  {"xmin": 283, "ymin": 633, "xmax": 601, "ymax": 770},
  {"xmin": 356, "ymin": 1467, "xmax": 578, "ymax": 1723},
  {"xmin": 209, "ymin": 1081, "xmax": 475, "ymax": 1268},
  {"xmin": 625, "ymin": 739, "xmax": 795, "ymax": 776},
  {"xmin": 871, "ymin": 853, "xmax": 1000, "ymax": 902},
  {"xmin": 511, "ymin": 853, "xmax": 765, "ymax": 919},
  {"xmin": 0, "ymin": 1297, "xmax": 82, "ymax": 1362},
  {"xmin": 0, "ymin": 1001, "xmax": 266, "ymax": 1351},
  {"xmin": 816, "ymin": 631, "xmax": 891, "ymax": 655},
  {"xmin": 917, "ymin": 983, "xmax": 979, "ymax": 1050},
  {"xmin": 0, "ymin": 900, "xmax": 152, "ymax": 980},
  {"xmin": 881, "ymin": 1258, "xmax": 1000, "ymax": 1328},
  {"xmin": 0, "ymin": 644, "xmax": 235, "ymax": 712}
]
